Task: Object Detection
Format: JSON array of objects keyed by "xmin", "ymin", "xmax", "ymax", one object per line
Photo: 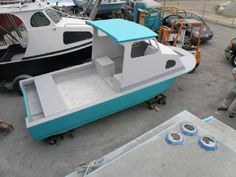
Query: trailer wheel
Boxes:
[{"xmin": 13, "ymin": 74, "xmax": 32, "ymax": 95}]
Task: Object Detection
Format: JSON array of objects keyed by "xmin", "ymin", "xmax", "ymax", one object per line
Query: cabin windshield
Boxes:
[
  {"xmin": 131, "ymin": 39, "xmax": 158, "ymax": 58},
  {"xmin": 45, "ymin": 9, "xmax": 61, "ymax": 24},
  {"xmin": 52, "ymin": 9, "xmax": 63, "ymax": 19}
]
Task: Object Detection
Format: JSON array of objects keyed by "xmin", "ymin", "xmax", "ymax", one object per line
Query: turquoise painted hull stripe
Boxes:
[
  {"xmin": 28, "ymin": 78, "xmax": 177, "ymax": 140},
  {"xmin": 203, "ymin": 116, "xmax": 236, "ymax": 133},
  {"xmin": 203, "ymin": 116, "xmax": 215, "ymax": 123},
  {"xmin": 21, "ymin": 85, "xmax": 30, "ymax": 117}
]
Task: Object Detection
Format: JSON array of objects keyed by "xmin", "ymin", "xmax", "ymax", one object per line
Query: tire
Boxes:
[
  {"xmin": 230, "ymin": 55, "xmax": 236, "ymax": 67},
  {"xmin": 13, "ymin": 74, "xmax": 32, "ymax": 95},
  {"xmin": 162, "ymin": 100, "xmax": 166, "ymax": 105},
  {"xmin": 13, "ymin": 78, "xmax": 23, "ymax": 95}
]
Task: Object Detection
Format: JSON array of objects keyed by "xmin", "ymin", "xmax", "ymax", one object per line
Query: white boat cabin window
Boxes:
[
  {"xmin": 131, "ymin": 39, "xmax": 158, "ymax": 58},
  {"xmin": 45, "ymin": 9, "xmax": 61, "ymax": 24},
  {"xmin": 165, "ymin": 60, "xmax": 176, "ymax": 69},
  {"xmin": 31, "ymin": 12, "xmax": 50, "ymax": 27},
  {"xmin": 52, "ymin": 9, "xmax": 62, "ymax": 19},
  {"xmin": 63, "ymin": 32, "xmax": 93, "ymax": 44}
]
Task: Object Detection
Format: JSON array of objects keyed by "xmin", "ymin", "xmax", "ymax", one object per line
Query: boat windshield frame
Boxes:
[
  {"xmin": 45, "ymin": 8, "xmax": 61, "ymax": 24},
  {"xmin": 52, "ymin": 9, "xmax": 63, "ymax": 20},
  {"xmin": 147, "ymin": 39, "xmax": 159, "ymax": 49}
]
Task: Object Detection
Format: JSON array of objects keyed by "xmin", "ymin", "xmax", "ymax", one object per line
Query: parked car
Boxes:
[
  {"xmin": 162, "ymin": 12, "xmax": 214, "ymax": 43},
  {"xmin": 225, "ymin": 38, "xmax": 236, "ymax": 67}
]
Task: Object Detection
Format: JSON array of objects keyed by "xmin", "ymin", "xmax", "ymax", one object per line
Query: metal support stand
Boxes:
[
  {"xmin": 89, "ymin": 0, "xmax": 102, "ymax": 20},
  {"xmin": 202, "ymin": 0, "xmax": 208, "ymax": 18}
]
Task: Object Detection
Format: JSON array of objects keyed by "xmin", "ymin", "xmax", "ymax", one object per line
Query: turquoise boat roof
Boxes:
[{"xmin": 86, "ymin": 19, "xmax": 157, "ymax": 43}]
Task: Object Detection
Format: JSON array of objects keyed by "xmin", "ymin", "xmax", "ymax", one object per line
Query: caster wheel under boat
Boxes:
[{"xmin": 46, "ymin": 138, "xmax": 58, "ymax": 145}]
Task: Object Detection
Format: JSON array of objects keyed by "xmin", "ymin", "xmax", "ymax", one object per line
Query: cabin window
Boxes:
[
  {"xmin": 46, "ymin": 9, "xmax": 60, "ymax": 24},
  {"xmin": 63, "ymin": 32, "xmax": 93, "ymax": 44},
  {"xmin": 131, "ymin": 40, "xmax": 158, "ymax": 58},
  {"xmin": 52, "ymin": 9, "xmax": 62, "ymax": 19},
  {"xmin": 31, "ymin": 12, "xmax": 50, "ymax": 27},
  {"xmin": 165, "ymin": 60, "xmax": 176, "ymax": 69}
]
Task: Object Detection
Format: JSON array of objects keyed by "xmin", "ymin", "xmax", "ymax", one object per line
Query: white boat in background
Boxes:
[
  {"xmin": 47, "ymin": 0, "xmax": 77, "ymax": 14},
  {"xmin": 47, "ymin": 0, "xmax": 75, "ymax": 7},
  {"xmin": 73, "ymin": 0, "xmax": 126, "ymax": 14},
  {"xmin": 20, "ymin": 19, "xmax": 196, "ymax": 140},
  {"xmin": 0, "ymin": 1, "xmax": 92, "ymax": 90}
]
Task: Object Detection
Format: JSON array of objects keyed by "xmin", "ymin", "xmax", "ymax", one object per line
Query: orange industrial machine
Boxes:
[
  {"xmin": 158, "ymin": 25, "xmax": 172, "ymax": 45},
  {"xmin": 158, "ymin": 18, "xmax": 203, "ymax": 72}
]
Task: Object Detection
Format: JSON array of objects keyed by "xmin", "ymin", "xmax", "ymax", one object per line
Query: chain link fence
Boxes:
[{"xmin": 159, "ymin": 0, "xmax": 236, "ymax": 27}]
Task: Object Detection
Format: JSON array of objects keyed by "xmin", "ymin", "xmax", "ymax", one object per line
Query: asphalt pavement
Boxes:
[{"xmin": 0, "ymin": 22, "xmax": 235, "ymax": 177}]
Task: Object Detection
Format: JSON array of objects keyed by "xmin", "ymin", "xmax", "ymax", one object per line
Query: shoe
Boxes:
[
  {"xmin": 217, "ymin": 106, "xmax": 228, "ymax": 111},
  {"xmin": 229, "ymin": 113, "xmax": 235, "ymax": 118}
]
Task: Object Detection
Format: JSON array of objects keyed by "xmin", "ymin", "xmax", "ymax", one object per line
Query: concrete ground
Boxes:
[
  {"xmin": 159, "ymin": 0, "xmax": 236, "ymax": 27},
  {"xmin": 0, "ymin": 22, "xmax": 235, "ymax": 177}
]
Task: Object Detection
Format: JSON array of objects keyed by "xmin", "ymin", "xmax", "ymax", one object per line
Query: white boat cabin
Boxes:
[
  {"xmin": 0, "ymin": 1, "xmax": 92, "ymax": 62},
  {"xmin": 87, "ymin": 19, "xmax": 189, "ymax": 92}
]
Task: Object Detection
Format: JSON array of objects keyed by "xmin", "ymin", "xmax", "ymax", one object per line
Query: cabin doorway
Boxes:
[{"xmin": 0, "ymin": 14, "xmax": 28, "ymax": 63}]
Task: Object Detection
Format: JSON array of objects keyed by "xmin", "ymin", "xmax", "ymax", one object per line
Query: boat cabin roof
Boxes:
[{"xmin": 86, "ymin": 19, "xmax": 157, "ymax": 43}]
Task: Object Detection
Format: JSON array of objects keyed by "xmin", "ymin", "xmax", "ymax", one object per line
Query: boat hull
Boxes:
[
  {"xmin": 0, "ymin": 45, "xmax": 92, "ymax": 82},
  {"xmin": 27, "ymin": 77, "xmax": 177, "ymax": 140}
]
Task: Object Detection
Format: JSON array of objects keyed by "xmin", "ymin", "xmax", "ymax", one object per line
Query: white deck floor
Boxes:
[
  {"xmin": 84, "ymin": 111, "xmax": 236, "ymax": 177},
  {"xmin": 54, "ymin": 67, "xmax": 115, "ymax": 110}
]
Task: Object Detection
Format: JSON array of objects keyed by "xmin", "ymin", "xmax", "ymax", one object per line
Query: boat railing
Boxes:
[
  {"xmin": 64, "ymin": 23, "xmax": 88, "ymax": 27},
  {"xmin": 52, "ymin": 8, "xmax": 90, "ymax": 20}
]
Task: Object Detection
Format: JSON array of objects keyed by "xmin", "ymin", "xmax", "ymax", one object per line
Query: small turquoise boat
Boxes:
[{"xmin": 20, "ymin": 19, "xmax": 196, "ymax": 140}]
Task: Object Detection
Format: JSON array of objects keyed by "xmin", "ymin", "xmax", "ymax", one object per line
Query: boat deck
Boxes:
[
  {"xmin": 54, "ymin": 67, "xmax": 115, "ymax": 110},
  {"xmin": 23, "ymin": 60, "xmax": 125, "ymax": 123},
  {"xmin": 70, "ymin": 111, "xmax": 236, "ymax": 177}
]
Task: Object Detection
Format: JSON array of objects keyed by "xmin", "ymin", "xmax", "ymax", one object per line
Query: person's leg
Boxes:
[
  {"xmin": 229, "ymin": 100, "xmax": 236, "ymax": 118},
  {"xmin": 218, "ymin": 90, "xmax": 236, "ymax": 110}
]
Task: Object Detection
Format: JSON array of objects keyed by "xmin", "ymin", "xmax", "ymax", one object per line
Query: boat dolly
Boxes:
[
  {"xmin": 46, "ymin": 130, "xmax": 74, "ymax": 145},
  {"xmin": 146, "ymin": 94, "xmax": 167, "ymax": 109}
]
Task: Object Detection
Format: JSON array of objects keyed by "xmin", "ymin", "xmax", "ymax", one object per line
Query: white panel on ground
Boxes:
[{"xmin": 66, "ymin": 111, "xmax": 236, "ymax": 177}]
